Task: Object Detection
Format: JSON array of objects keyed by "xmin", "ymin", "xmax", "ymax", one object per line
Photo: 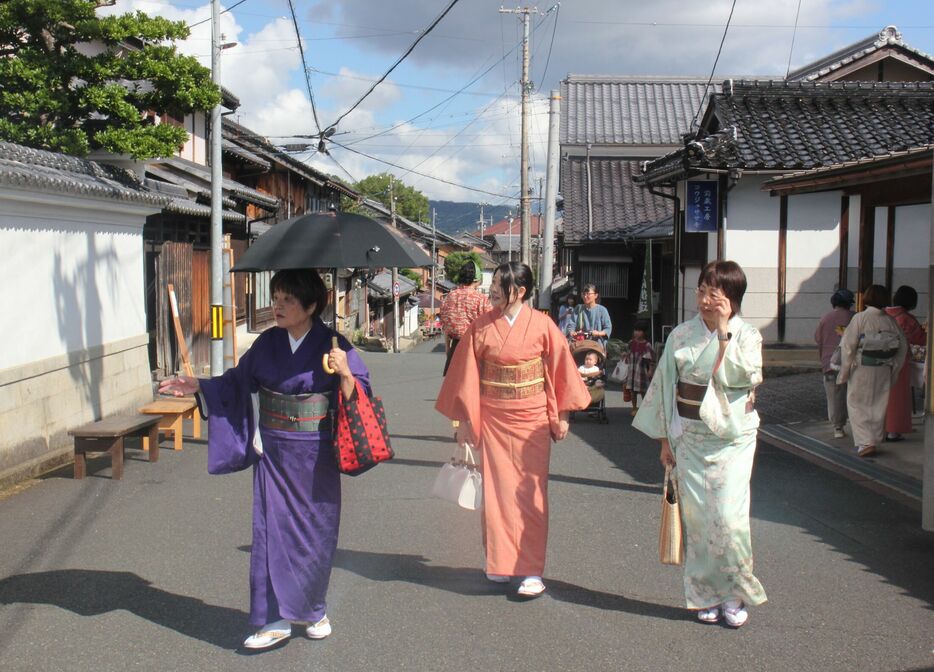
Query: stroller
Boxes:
[{"xmin": 569, "ymin": 339, "xmax": 608, "ymax": 423}]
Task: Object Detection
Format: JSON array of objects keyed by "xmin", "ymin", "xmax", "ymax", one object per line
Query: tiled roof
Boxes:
[
  {"xmin": 159, "ymin": 156, "xmax": 279, "ymax": 210},
  {"xmin": 640, "ymin": 80, "xmax": 934, "ymax": 183},
  {"xmin": 560, "ymin": 76, "xmax": 716, "ymax": 146},
  {"xmin": 0, "ymin": 141, "xmax": 166, "ymax": 207},
  {"xmin": 222, "ymin": 140, "xmax": 271, "ymax": 171},
  {"xmin": 787, "ymin": 25, "xmax": 934, "ymax": 82},
  {"xmin": 367, "ymin": 271, "xmax": 417, "ymax": 298},
  {"xmin": 476, "ymin": 215, "xmax": 542, "ymax": 237},
  {"xmin": 561, "ymin": 158, "xmax": 673, "ymax": 243}
]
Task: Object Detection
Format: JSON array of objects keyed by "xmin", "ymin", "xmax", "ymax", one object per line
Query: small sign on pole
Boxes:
[
  {"xmin": 392, "ymin": 281, "xmax": 400, "ymax": 298},
  {"xmin": 685, "ymin": 180, "xmax": 719, "ymax": 233}
]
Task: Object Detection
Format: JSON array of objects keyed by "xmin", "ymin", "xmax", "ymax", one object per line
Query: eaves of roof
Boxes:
[
  {"xmin": 222, "ymin": 140, "xmax": 271, "ymax": 171},
  {"xmin": 159, "ymin": 157, "xmax": 280, "ymax": 211},
  {"xmin": 0, "ymin": 141, "xmax": 167, "ymax": 209}
]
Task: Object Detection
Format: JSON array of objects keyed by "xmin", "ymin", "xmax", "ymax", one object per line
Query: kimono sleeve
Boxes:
[
  {"xmin": 543, "ymin": 316, "xmax": 591, "ymax": 433},
  {"xmin": 435, "ymin": 321, "xmax": 483, "ymax": 433},
  {"xmin": 712, "ymin": 324, "xmax": 763, "ymax": 389},
  {"xmin": 198, "ymin": 335, "xmax": 263, "ymax": 475},
  {"xmin": 836, "ymin": 314, "xmax": 862, "ymax": 384},
  {"xmin": 632, "ymin": 332, "xmax": 676, "ymax": 440}
]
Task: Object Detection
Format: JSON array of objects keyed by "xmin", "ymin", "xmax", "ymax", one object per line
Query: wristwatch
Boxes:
[{"xmin": 717, "ymin": 332, "xmax": 732, "ymax": 341}]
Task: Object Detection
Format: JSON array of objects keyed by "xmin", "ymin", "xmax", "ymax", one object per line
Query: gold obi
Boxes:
[{"xmin": 480, "ymin": 358, "xmax": 545, "ymax": 400}]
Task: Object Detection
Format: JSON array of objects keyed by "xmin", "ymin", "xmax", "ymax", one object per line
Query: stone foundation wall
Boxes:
[{"xmin": 0, "ymin": 334, "xmax": 152, "ymax": 487}]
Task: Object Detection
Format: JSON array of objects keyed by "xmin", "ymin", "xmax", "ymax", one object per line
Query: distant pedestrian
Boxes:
[
  {"xmin": 633, "ymin": 260, "xmax": 767, "ymax": 628},
  {"xmin": 814, "ymin": 288, "xmax": 855, "ymax": 438},
  {"xmin": 885, "ymin": 285, "xmax": 926, "ymax": 441},
  {"xmin": 558, "ymin": 294, "xmax": 578, "ymax": 333},
  {"xmin": 624, "ymin": 321, "xmax": 655, "ymax": 416},
  {"xmin": 837, "ymin": 284, "xmax": 907, "ymax": 458},
  {"xmin": 159, "ymin": 269, "xmax": 370, "ymax": 651},
  {"xmin": 565, "ymin": 283, "xmax": 612, "ymax": 346},
  {"xmin": 436, "ymin": 262, "xmax": 590, "ymax": 599},
  {"xmin": 439, "ymin": 259, "xmax": 491, "ymax": 376}
]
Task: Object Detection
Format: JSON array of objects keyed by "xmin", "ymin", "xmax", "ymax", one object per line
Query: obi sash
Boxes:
[
  {"xmin": 676, "ymin": 380, "xmax": 706, "ymax": 420},
  {"xmin": 259, "ymin": 387, "xmax": 332, "ymax": 432},
  {"xmin": 480, "ymin": 358, "xmax": 545, "ymax": 400}
]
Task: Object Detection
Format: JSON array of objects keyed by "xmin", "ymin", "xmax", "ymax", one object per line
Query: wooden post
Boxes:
[
  {"xmin": 167, "ymin": 283, "xmax": 194, "ymax": 376},
  {"xmin": 777, "ymin": 195, "xmax": 788, "ymax": 343},
  {"xmin": 839, "ymin": 195, "xmax": 849, "ymax": 290}
]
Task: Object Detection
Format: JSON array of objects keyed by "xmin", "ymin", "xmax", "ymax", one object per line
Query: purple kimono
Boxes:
[{"xmin": 199, "ymin": 319, "xmax": 370, "ymax": 627}]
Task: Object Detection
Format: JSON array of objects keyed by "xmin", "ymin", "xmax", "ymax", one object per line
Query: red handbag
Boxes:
[{"xmin": 333, "ymin": 379, "xmax": 394, "ymax": 475}]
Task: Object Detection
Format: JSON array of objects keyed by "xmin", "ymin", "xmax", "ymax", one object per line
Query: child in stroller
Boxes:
[{"xmin": 569, "ymin": 339, "xmax": 608, "ymax": 423}]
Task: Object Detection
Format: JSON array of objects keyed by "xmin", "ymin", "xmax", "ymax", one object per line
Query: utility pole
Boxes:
[
  {"xmin": 389, "ymin": 176, "xmax": 400, "ymax": 354},
  {"xmin": 479, "ymin": 202, "xmax": 486, "ymax": 239},
  {"xmin": 924, "ymin": 145, "xmax": 934, "ymax": 530},
  {"xmin": 209, "ymin": 0, "xmax": 224, "ymax": 374},
  {"xmin": 539, "ymin": 88, "xmax": 560, "ymax": 309},
  {"xmin": 500, "ymin": 5, "xmax": 538, "ymax": 266},
  {"xmin": 430, "ymin": 208, "xmax": 437, "ymax": 327}
]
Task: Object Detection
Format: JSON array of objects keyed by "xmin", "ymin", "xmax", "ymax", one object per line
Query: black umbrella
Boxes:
[{"xmin": 231, "ymin": 212, "xmax": 432, "ymax": 272}]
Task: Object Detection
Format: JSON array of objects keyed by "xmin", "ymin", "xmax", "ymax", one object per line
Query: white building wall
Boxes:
[
  {"xmin": 0, "ymin": 188, "xmax": 158, "ymax": 486},
  {"xmin": 892, "ymin": 203, "xmax": 930, "ymax": 321},
  {"xmin": 784, "ymin": 191, "xmax": 845, "ymax": 343},
  {"xmin": 722, "ymin": 177, "xmax": 781, "ymax": 341}
]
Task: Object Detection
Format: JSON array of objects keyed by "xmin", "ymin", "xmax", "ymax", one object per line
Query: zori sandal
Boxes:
[
  {"xmin": 306, "ymin": 615, "xmax": 332, "ymax": 640},
  {"xmin": 243, "ymin": 619, "xmax": 292, "ymax": 650},
  {"xmin": 697, "ymin": 606, "xmax": 720, "ymax": 624},
  {"xmin": 517, "ymin": 576, "xmax": 546, "ymax": 598},
  {"xmin": 722, "ymin": 600, "xmax": 748, "ymax": 628}
]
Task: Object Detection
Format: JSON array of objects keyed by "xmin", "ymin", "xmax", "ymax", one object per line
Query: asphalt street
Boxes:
[{"xmin": 0, "ymin": 339, "xmax": 932, "ymax": 672}]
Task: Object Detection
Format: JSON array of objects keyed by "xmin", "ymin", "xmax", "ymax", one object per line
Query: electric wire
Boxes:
[
  {"xmin": 690, "ymin": 0, "xmax": 738, "ymax": 131},
  {"xmin": 785, "ymin": 0, "xmax": 804, "ymax": 79},
  {"xmin": 330, "ymin": 139, "xmax": 513, "ymax": 200},
  {"xmin": 186, "ymin": 0, "xmax": 251, "ymax": 30},
  {"xmin": 286, "ymin": 0, "xmax": 321, "ymax": 136},
  {"xmin": 326, "ymin": 0, "xmax": 462, "ymax": 131},
  {"xmin": 536, "ymin": 3, "xmax": 560, "ymax": 93}
]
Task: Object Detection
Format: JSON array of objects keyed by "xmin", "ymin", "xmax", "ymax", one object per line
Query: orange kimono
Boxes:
[{"xmin": 435, "ymin": 305, "xmax": 591, "ymax": 576}]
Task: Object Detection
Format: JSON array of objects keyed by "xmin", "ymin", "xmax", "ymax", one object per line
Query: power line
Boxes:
[
  {"xmin": 330, "ymin": 139, "xmax": 512, "ymax": 200},
  {"xmin": 186, "ymin": 0, "xmax": 250, "ymax": 29},
  {"xmin": 690, "ymin": 0, "xmax": 737, "ymax": 131},
  {"xmin": 327, "ymin": 0, "xmax": 462, "ymax": 131},
  {"xmin": 536, "ymin": 3, "xmax": 560, "ymax": 92},
  {"xmin": 785, "ymin": 0, "xmax": 804, "ymax": 79},
  {"xmin": 286, "ymin": 0, "xmax": 321, "ymax": 136}
]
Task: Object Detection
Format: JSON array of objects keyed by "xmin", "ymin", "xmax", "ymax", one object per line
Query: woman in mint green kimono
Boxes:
[{"xmin": 633, "ymin": 260, "xmax": 766, "ymax": 628}]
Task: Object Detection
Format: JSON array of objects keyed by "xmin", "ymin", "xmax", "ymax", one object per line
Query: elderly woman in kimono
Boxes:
[
  {"xmin": 837, "ymin": 284, "xmax": 907, "ymax": 457},
  {"xmin": 159, "ymin": 269, "xmax": 369, "ymax": 651},
  {"xmin": 633, "ymin": 260, "xmax": 767, "ymax": 628},
  {"xmin": 436, "ymin": 262, "xmax": 591, "ymax": 598}
]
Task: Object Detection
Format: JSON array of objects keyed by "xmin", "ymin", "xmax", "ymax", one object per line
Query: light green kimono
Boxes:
[{"xmin": 633, "ymin": 315, "xmax": 767, "ymax": 610}]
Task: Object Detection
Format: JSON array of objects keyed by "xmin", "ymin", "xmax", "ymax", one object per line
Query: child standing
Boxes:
[{"xmin": 625, "ymin": 323, "xmax": 655, "ymax": 415}]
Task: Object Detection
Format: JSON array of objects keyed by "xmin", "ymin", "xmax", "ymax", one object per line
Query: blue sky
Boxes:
[{"xmin": 102, "ymin": 1, "xmax": 934, "ymax": 209}]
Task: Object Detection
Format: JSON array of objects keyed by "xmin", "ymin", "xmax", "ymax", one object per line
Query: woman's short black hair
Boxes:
[
  {"xmin": 830, "ymin": 288, "xmax": 855, "ymax": 309},
  {"xmin": 458, "ymin": 260, "xmax": 478, "ymax": 285},
  {"xmin": 892, "ymin": 285, "xmax": 918, "ymax": 311},
  {"xmin": 862, "ymin": 284, "xmax": 890, "ymax": 310},
  {"xmin": 494, "ymin": 262, "xmax": 535, "ymax": 304},
  {"xmin": 698, "ymin": 260, "xmax": 747, "ymax": 316},
  {"xmin": 269, "ymin": 269, "xmax": 329, "ymax": 318}
]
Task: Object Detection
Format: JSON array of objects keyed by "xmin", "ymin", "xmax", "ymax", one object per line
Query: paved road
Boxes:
[{"xmin": 0, "ymin": 340, "xmax": 932, "ymax": 672}]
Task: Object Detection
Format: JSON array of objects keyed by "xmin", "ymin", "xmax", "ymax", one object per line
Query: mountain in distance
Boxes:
[{"xmin": 429, "ymin": 201, "xmax": 513, "ymax": 235}]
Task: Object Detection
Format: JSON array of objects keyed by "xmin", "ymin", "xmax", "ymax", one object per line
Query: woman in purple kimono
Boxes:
[{"xmin": 159, "ymin": 269, "xmax": 369, "ymax": 651}]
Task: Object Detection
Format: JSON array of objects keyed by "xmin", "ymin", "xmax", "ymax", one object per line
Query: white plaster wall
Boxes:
[
  {"xmin": 723, "ymin": 178, "xmax": 781, "ymax": 268},
  {"xmin": 874, "ymin": 207, "xmax": 888, "ymax": 269},
  {"xmin": 0, "ymin": 192, "xmax": 148, "ymax": 371},
  {"xmin": 893, "ymin": 204, "xmax": 930, "ymax": 320}
]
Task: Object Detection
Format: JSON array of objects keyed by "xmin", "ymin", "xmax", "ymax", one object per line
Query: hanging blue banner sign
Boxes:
[{"xmin": 685, "ymin": 180, "xmax": 718, "ymax": 233}]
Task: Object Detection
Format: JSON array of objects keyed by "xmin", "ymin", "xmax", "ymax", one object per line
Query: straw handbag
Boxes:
[{"xmin": 659, "ymin": 465, "xmax": 685, "ymax": 566}]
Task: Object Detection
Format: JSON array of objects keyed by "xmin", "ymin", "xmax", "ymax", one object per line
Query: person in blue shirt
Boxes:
[{"xmin": 566, "ymin": 283, "xmax": 612, "ymax": 345}]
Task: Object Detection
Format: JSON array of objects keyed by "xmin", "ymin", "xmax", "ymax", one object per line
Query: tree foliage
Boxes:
[
  {"xmin": 352, "ymin": 172, "xmax": 430, "ymax": 222},
  {"xmin": 0, "ymin": 0, "xmax": 221, "ymax": 158},
  {"xmin": 443, "ymin": 251, "xmax": 483, "ymax": 284}
]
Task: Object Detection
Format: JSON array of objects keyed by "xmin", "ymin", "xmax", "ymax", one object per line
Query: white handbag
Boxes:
[
  {"xmin": 432, "ymin": 445, "xmax": 482, "ymax": 511},
  {"xmin": 609, "ymin": 359, "xmax": 629, "ymax": 383}
]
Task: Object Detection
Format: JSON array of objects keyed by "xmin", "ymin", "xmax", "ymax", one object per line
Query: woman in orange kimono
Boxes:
[{"xmin": 436, "ymin": 262, "xmax": 591, "ymax": 598}]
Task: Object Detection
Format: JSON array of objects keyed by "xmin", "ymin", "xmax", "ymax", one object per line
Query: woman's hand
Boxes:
[
  {"xmin": 326, "ymin": 346, "xmax": 351, "ymax": 379},
  {"xmin": 553, "ymin": 411, "xmax": 571, "ymax": 441},
  {"xmin": 455, "ymin": 421, "xmax": 476, "ymax": 449},
  {"xmin": 659, "ymin": 438, "xmax": 676, "ymax": 468},
  {"xmin": 710, "ymin": 288, "xmax": 732, "ymax": 335},
  {"xmin": 158, "ymin": 375, "xmax": 200, "ymax": 397}
]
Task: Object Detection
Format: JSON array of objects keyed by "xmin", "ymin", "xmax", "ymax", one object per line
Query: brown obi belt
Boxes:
[
  {"xmin": 676, "ymin": 380, "xmax": 707, "ymax": 420},
  {"xmin": 480, "ymin": 358, "xmax": 545, "ymax": 400},
  {"xmin": 259, "ymin": 387, "xmax": 332, "ymax": 432}
]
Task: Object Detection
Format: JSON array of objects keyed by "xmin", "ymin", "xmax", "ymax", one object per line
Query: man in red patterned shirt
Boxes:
[{"xmin": 439, "ymin": 260, "xmax": 491, "ymax": 375}]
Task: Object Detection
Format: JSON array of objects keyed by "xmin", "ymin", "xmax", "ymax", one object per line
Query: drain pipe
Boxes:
[{"xmin": 585, "ymin": 143, "xmax": 594, "ymax": 239}]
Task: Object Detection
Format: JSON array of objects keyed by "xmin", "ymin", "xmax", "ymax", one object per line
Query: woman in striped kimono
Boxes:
[{"xmin": 633, "ymin": 260, "xmax": 767, "ymax": 628}]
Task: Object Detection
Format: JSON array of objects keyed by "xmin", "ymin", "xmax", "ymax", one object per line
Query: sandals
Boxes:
[
  {"xmin": 306, "ymin": 615, "xmax": 332, "ymax": 640},
  {"xmin": 243, "ymin": 620, "xmax": 292, "ymax": 650},
  {"xmin": 856, "ymin": 445, "xmax": 877, "ymax": 458},
  {"xmin": 722, "ymin": 600, "xmax": 748, "ymax": 628},
  {"xmin": 697, "ymin": 606, "xmax": 720, "ymax": 624},
  {"xmin": 517, "ymin": 576, "xmax": 546, "ymax": 598}
]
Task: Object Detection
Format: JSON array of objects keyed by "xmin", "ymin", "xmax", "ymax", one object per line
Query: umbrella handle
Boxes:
[{"xmin": 322, "ymin": 336, "xmax": 339, "ymax": 374}]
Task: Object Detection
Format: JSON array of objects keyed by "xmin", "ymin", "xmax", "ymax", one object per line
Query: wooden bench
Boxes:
[
  {"xmin": 69, "ymin": 414, "xmax": 161, "ymax": 480},
  {"xmin": 138, "ymin": 397, "xmax": 201, "ymax": 451}
]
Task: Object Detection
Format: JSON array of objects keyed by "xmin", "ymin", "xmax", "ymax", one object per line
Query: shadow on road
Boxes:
[{"xmin": 0, "ymin": 570, "xmax": 246, "ymax": 649}]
